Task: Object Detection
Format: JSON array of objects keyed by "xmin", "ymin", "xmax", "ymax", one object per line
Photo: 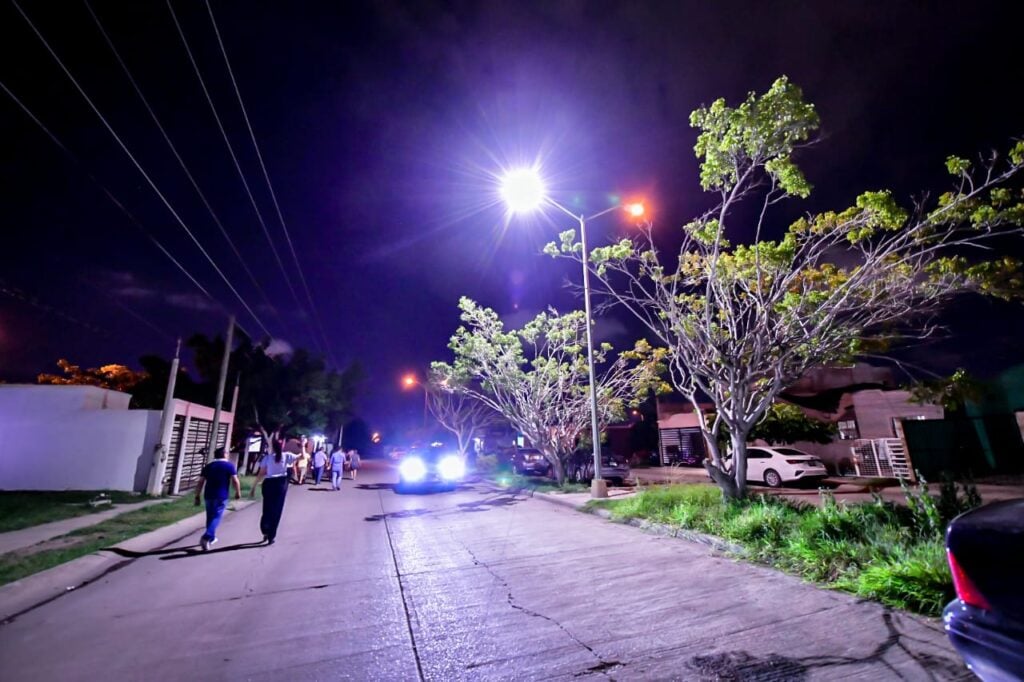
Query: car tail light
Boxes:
[
  {"xmin": 947, "ymin": 549, "xmax": 991, "ymax": 610},
  {"xmin": 785, "ymin": 459, "xmax": 806, "ymax": 464}
]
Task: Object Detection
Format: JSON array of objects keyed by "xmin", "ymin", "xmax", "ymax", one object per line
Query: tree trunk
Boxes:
[
  {"xmin": 730, "ymin": 428, "xmax": 749, "ymax": 500},
  {"xmin": 549, "ymin": 455, "xmax": 565, "ymax": 486}
]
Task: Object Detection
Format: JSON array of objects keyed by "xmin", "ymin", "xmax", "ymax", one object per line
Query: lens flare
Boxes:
[{"xmin": 500, "ymin": 168, "xmax": 546, "ymax": 213}]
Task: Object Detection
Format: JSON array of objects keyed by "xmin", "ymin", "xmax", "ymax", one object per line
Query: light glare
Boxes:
[
  {"xmin": 627, "ymin": 202, "xmax": 645, "ymax": 217},
  {"xmin": 500, "ymin": 168, "xmax": 546, "ymax": 213},
  {"xmin": 399, "ymin": 456, "xmax": 427, "ymax": 482}
]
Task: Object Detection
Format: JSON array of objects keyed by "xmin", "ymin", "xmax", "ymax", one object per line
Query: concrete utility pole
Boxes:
[
  {"xmin": 206, "ymin": 315, "xmax": 235, "ymax": 462},
  {"xmin": 147, "ymin": 338, "xmax": 181, "ymax": 495}
]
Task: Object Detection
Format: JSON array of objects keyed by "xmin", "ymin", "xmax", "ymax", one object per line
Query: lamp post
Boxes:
[
  {"xmin": 402, "ymin": 373, "xmax": 429, "ymax": 429},
  {"xmin": 500, "ymin": 168, "xmax": 643, "ymax": 499}
]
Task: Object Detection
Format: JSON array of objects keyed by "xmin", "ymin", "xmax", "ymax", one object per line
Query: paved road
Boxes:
[{"xmin": 0, "ymin": 460, "xmax": 969, "ymax": 681}]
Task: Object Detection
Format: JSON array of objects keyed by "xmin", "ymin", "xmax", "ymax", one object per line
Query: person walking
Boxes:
[
  {"xmin": 348, "ymin": 449, "xmax": 361, "ymax": 481},
  {"xmin": 194, "ymin": 447, "xmax": 242, "ymax": 551},
  {"xmin": 311, "ymin": 445, "xmax": 327, "ymax": 486},
  {"xmin": 294, "ymin": 436, "xmax": 310, "ymax": 485},
  {"xmin": 329, "ymin": 445, "xmax": 346, "ymax": 491},
  {"xmin": 250, "ymin": 434, "xmax": 298, "ymax": 544}
]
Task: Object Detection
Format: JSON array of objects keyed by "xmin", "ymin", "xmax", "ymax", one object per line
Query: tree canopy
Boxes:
[{"xmin": 547, "ymin": 76, "xmax": 1024, "ymax": 498}]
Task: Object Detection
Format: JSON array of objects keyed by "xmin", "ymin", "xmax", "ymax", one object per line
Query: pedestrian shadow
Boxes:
[
  {"xmin": 101, "ymin": 541, "xmax": 266, "ymax": 560},
  {"xmin": 681, "ymin": 611, "xmax": 967, "ymax": 680},
  {"xmin": 364, "ymin": 508, "xmax": 431, "ymax": 522},
  {"xmin": 355, "ymin": 483, "xmax": 397, "ymax": 491}
]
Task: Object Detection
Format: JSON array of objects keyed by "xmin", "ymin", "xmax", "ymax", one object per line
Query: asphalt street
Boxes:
[{"xmin": 0, "ymin": 460, "xmax": 970, "ymax": 681}]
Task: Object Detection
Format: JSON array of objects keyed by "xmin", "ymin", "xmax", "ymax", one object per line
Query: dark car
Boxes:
[
  {"xmin": 512, "ymin": 448, "xmax": 551, "ymax": 477},
  {"xmin": 943, "ymin": 498, "xmax": 1024, "ymax": 680},
  {"xmin": 396, "ymin": 444, "xmax": 466, "ymax": 492},
  {"xmin": 566, "ymin": 451, "xmax": 631, "ymax": 486}
]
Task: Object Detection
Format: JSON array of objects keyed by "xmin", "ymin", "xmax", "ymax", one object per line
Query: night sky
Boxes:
[{"xmin": 2, "ymin": 1, "xmax": 1023, "ymax": 433}]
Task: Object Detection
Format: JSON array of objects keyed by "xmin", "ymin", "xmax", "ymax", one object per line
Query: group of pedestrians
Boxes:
[{"xmin": 194, "ymin": 432, "xmax": 363, "ymax": 550}]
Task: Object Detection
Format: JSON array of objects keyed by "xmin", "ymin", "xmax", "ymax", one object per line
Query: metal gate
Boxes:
[
  {"xmin": 162, "ymin": 417, "xmax": 230, "ymax": 494},
  {"xmin": 851, "ymin": 438, "xmax": 913, "ymax": 480},
  {"xmin": 659, "ymin": 427, "xmax": 707, "ymax": 465}
]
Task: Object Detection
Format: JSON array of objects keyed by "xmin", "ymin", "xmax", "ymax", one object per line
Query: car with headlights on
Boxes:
[
  {"xmin": 943, "ymin": 498, "xmax": 1024, "ymax": 680},
  {"xmin": 396, "ymin": 444, "xmax": 466, "ymax": 492},
  {"xmin": 511, "ymin": 448, "xmax": 551, "ymax": 477}
]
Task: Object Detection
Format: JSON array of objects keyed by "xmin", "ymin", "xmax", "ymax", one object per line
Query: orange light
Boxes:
[
  {"xmin": 626, "ymin": 202, "xmax": 645, "ymax": 218},
  {"xmin": 402, "ymin": 374, "xmax": 417, "ymax": 388}
]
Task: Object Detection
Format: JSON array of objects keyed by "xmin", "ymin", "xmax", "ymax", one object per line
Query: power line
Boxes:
[
  {"xmin": 12, "ymin": 0, "xmax": 271, "ymax": 339},
  {"xmin": 204, "ymin": 0, "xmax": 338, "ymax": 367},
  {"xmin": 83, "ymin": 0, "xmax": 282, "ymax": 332},
  {"xmin": 165, "ymin": 0, "xmax": 324, "ymax": 355},
  {"xmin": 0, "ymin": 77, "xmax": 252, "ymax": 340}
]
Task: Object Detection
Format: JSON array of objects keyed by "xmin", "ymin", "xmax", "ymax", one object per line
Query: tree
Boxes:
[
  {"xmin": 547, "ymin": 76, "xmax": 1024, "ymax": 498},
  {"xmin": 424, "ymin": 372, "xmax": 502, "ymax": 460},
  {"xmin": 748, "ymin": 402, "xmax": 835, "ymax": 446},
  {"xmin": 187, "ymin": 333, "xmax": 362, "ymax": 443},
  {"xmin": 38, "ymin": 358, "xmax": 146, "ymax": 393},
  {"xmin": 432, "ymin": 297, "xmax": 664, "ymax": 484}
]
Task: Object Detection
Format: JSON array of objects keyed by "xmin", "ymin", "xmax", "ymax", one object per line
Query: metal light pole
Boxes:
[
  {"xmin": 499, "ymin": 168, "xmax": 643, "ymax": 499},
  {"xmin": 206, "ymin": 315, "xmax": 235, "ymax": 462},
  {"xmin": 146, "ymin": 338, "xmax": 181, "ymax": 495}
]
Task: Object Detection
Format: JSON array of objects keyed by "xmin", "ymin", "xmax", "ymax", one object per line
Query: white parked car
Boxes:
[{"xmin": 744, "ymin": 446, "xmax": 828, "ymax": 488}]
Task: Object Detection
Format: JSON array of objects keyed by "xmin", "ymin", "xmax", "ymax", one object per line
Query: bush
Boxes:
[{"xmin": 597, "ymin": 482, "xmax": 978, "ymax": 617}]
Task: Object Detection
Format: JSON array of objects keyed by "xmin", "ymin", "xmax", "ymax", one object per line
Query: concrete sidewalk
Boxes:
[
  {"xmin": 0, "ymin": 499, "xmax": 255, "ymax": 623},
  {"xmin": 0, "ymin": 498, "xmax": 176, "ymax": 555}
]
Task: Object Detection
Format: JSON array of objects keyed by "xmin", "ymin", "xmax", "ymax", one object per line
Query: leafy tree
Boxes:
[
  {"xmin": 38, "ymin": 358, "xmax": 146, "ymax": 393},
  {"xmin": 425, "ymin": 372, "xmax": 502, "ymax": 460},
  {"xmin": 547, "ymin": 76, "xmax": 1024, "ymax": 498},
  {"xmin": 432, "ymin": 297, "xmax": 665, "ymax": 484},
  {"xmin": 748, "ymin": 402, "xmax": 835, "ymax": 445},
  {"xmin": 187, "ymin": 333, "xmax": 362, "ymax": 443},
  {"xmin": 907, "ymin": 368, "xmax": 985, "ymax": 414}
]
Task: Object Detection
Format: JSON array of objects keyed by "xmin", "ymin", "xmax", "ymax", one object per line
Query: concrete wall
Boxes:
[{"xmin": 0, "ymin": 385, "xmax": 163, "ymax": 492}]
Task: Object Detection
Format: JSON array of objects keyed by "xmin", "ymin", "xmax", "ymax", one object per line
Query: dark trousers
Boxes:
[
  {"xmin": 313, "ymin": 466, "xmax": 324, "ymax": 484},
  {"xmin": 203, "ymin": 497, "xmax": 228, "ymax": 541},
  {"xmin": 259, "ymin": 477, "xmax": 289, "ymax": 541}
]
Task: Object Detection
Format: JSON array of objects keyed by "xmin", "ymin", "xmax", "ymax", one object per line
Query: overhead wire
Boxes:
[
  {"xmin": 165, "ymin": 0, "xmax": 326, "ymax": 356},
  {"xmin": 204, "ymin": 0, "xmax": 338, "ymax": 367},
  {"xmin": 11, "ymin": 0, "xmax": 270, "ymax": 339},
  {"xmin": 0, "ymin": 78, "xmax": 250, "ymax": 340},
  {"xmin": 82, "ymin": 0, "xmax": 282, "ymax": 333}
]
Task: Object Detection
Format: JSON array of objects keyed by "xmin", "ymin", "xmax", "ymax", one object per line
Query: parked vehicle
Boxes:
[
  {"xmin": 396, "ymin": 443, "xmax": 465, "ymax": 493},
  {"xmin": 566, "ymin": 451, "xmax": 631, "ymax": 486},
  {"xmin": 512, "ymin": 448, "xmax": 551, "ymax": 476},
  {"xmin": 943, "ymin": 498, "xmax": 1024, "ymax": 680},
  {"xmin": 744, "ymin": 446, "xmax": 828, "ymax": 488}
]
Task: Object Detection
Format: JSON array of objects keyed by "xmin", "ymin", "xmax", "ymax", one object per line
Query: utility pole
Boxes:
[
  {"xmin": 206, "ymin": 315, "xmax": 235, "ymax": 462},
  {"xmin": 147, "ymin": 338, "xmax": 181, "ymax": 495}
]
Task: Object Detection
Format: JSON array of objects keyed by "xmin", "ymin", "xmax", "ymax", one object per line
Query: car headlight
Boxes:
[
  {"xmin": 399, "ymin": 457, "xmax": 427, "ymax": 482},
  {"xmin": 438, "ymin": 455, "xmax": 465, "ymax": 481}
]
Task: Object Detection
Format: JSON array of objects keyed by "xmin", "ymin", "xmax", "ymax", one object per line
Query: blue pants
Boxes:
[
  {"xmin": 259, "ymin": 477, "xmax": 289, "ymax": 541},
  {"xmin": 203, "ymin": 498, "xmax": 228, "ymax": 541},
  {"xmin": 331, "ymin": 470, "xmax": 342, "ymax": 490},
  {"xmin": 313, "ymin": 466, "xmax": 324, "ymax": 485}
]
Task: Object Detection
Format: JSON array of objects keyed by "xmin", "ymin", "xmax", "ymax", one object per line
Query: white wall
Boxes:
[{"xmin": 0, "ymin": 385, "xmax": 163, "ymax": 491}]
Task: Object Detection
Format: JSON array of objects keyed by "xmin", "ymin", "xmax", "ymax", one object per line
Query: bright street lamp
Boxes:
[
  {"xmin": 500, "ymin": 167, "xmax": 644, "ymax": 499},
  {"xmin": 401, "ymin": 373, "xmax": 429, "ymax": 428}
]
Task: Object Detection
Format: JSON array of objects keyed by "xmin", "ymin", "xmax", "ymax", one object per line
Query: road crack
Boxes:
[{"xmin": 460, "ymin": 542, "xmax": 621, "ymax": 678}]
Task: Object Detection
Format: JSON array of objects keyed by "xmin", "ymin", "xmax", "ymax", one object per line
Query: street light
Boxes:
[
  {"xmin": 401, "ymin": 373, "xmax": 429, "ymax": 429},
  {"xmin": 499, "ymin": 168, "xmax": 644, "ymax": 499}
]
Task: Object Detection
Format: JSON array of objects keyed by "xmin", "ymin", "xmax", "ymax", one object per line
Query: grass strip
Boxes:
[
  {"xmin": 0, "ymin": 495, "xmax": 214, "ymax": 587},
  {"xmin": 0, "ymin": 491, "xmax": 157, "ymax": 533},
  {"xmin": 589, "ymin": 484, "xmax": 957, "ymax": 617}
]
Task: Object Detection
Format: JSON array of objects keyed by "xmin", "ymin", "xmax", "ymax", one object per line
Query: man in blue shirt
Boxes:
[{"xmin": 194, "ymin": 447, "xmax": 242, "ymax": 551}]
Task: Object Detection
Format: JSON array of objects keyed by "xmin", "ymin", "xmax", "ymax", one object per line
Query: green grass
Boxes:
[
  {"xmin": 591, "ymin": 484, "xmax": 961, "ymax": 617},
  {"xmin": 492, "ymin": 473, "xmax": 589, "ymax": 494},
  {"xmin": 0, "ymin": 495, "xmax": 209, "ymax": 587},
  {"xmin": 0, "ymin": 491, "xmax": 155, "ymax": 533}
]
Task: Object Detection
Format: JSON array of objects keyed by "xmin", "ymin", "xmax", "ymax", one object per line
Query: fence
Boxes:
[{"xmin": 851, "ymin": 438, "xmax": 914, "ymax": 480}]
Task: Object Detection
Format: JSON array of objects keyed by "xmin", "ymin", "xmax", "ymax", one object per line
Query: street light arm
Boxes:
[{"xmin": 545, "ymin": 197, "xmax": 624, "ymax": 223}]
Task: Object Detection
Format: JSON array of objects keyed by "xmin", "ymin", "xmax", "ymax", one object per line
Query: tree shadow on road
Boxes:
[
  {"xmin": 364, "ymin": 508, "xmax": 432, "ymax": 522},
  {"xmin": 681, "ymin": 611, "xmax": 967, "ymax": 681},
  {"xmin": 454, "ymin": 491, "xmax": 525, "ymax": 513}
]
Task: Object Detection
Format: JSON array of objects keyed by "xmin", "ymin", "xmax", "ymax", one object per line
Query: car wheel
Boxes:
[{"xmin": 764, "ymin": 469, "xmax": 783, "ymax": 488}]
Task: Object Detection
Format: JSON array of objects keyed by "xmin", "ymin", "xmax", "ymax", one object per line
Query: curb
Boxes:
[{"xmin": 0, "ymin": 500, "xmax": 255, "ymax": 624}]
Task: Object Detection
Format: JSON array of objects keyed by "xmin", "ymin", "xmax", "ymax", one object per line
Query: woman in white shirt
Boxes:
[{"xmin": 250, "ymin": 435, "xmax": 298, "ymax": 544}]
